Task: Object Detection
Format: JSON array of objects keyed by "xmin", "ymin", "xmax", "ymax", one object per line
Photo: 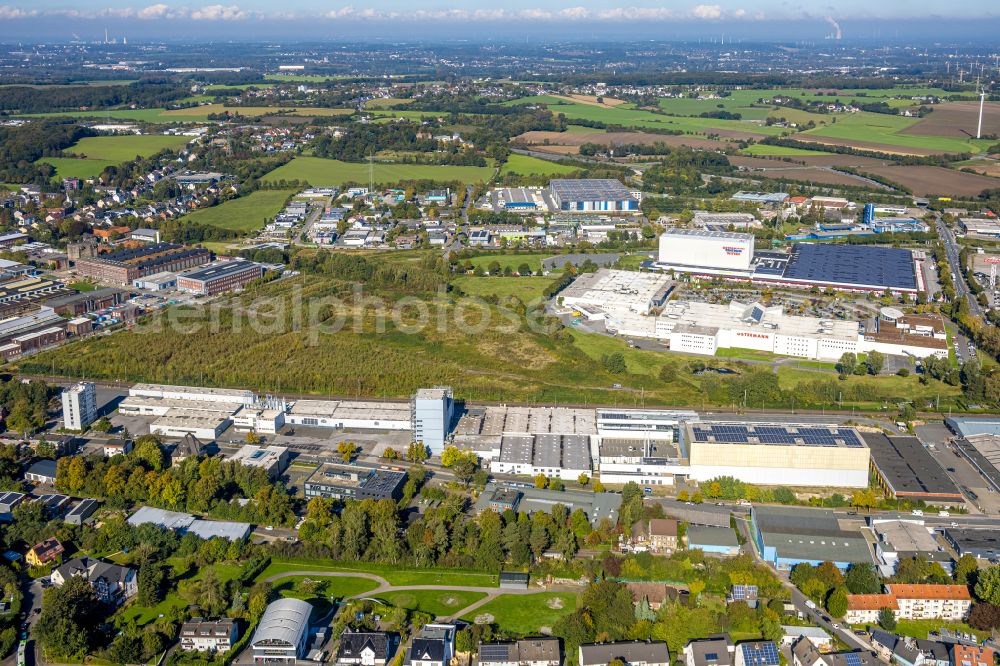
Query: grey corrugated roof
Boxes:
[{"xmin": 252, "ymin": 598, "xmax": 312, "ymax": 649}]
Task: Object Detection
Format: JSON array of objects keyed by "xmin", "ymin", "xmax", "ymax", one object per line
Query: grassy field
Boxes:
[
  {"xmin": 35, "ymin": 157, "xmax": 117, "ymax": 179},
  {"xmin": 460, "ymin": 592, "xmax": 577, "ymax": 634},
  {"xmin": 379, "ymin": 590, "xmax": 487, "ymax": 616},
  {"xmin": 255, "ymin": 560, "xmax": 498, "ymax": 587},
  {"xmin": 178, "ymin": 189, "xmax": 296, "ymax": 233},
  {"xmin": 452, "ymin": 276, "xmax": 557, "ymax": 301},
  {"xmin": 800, "ymin": 112, "xmax": 993, "ymax": 154},
  {"xmin": 67, "ymin": 135, "xmax": 190, "ymax": 161},
  {"xmin": 270, "ymin": 575, "xmax": 380, "ymax": 600},
  {"xmin": 121, "ymin": 561, "xmax": 242, "ymax": 625},
  {"xmin": 263, "ymin": 156, "xmax": 494, "ymax": 187},
  {"xmin": 500, "ymin": 154, "xmax": 580, "ymax": 177},
  {"xmin": 68, "ymin": 281, "xmax": 99, "ymax": 292},
  {"xmin": 741, "ymin": 144, "xmax": 833, "ymax": 156},
  {"xmin": 465, "ymin": 253, "xmax": 552, "ymax": 272}
]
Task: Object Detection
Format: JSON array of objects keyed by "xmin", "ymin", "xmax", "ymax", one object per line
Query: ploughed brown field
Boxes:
[
  {"xmin": 514, "ymin": 130, "xmax": 732, "ymax": 153},
  {"xmin": 901, "ymin": 102, "xmax": 1000, "ymax": 138},
  {"xmin": 861, "ymin": 165, "xmax": 1000, "ymax": 197},
  {"xmin": 785, "ymin": 154, "xmax": 892, "ymax": 168},
  {"xmin": 729, "ymin": 158, "xmax": 888, "ymax": 189},
  {"xmin": 957, "ymin": 161, "xmax": 1000, "ymax": 178}
]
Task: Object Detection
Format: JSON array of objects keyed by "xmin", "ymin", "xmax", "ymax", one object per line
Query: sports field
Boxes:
[
  {"xmin": 500, "ymin": 154, "xmax": 580, "ymax": 177},
  {"xmin": 67, "ymin": 135, "xmax": 190, "ymax": 161},
  {"xmin": 178, "ymin": 189, "xmax": 296, "ymax": 233},
  {"xmin": 263, "ymin": 156, "xmax": 494, "ymax": 187}
]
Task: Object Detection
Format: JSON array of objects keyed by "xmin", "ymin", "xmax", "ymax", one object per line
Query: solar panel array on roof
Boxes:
[
  {"xmin": 781, "ymin": 244, "xmax": 917, "ymax": 290},
  {"xmin": 480, "ymin": 644, "xmax": 514, "ymax": 662},
  {"xmin": 549, "ymin": 179, "xmax": 632, "ymax": 202},
  {"xmin": 844, "ymin": 653, "xmax": 863, "ymax": 666},
  {"xmin": 691, "ymin": 424, "xmax": 863, "ymax": 447},
  {"xmin": 730, "ymin": 584, "xmax": 758, "ymax": 600},
  {"xmin": 740, "ymin": 643, "xmax": 779, "ymax": 666}
]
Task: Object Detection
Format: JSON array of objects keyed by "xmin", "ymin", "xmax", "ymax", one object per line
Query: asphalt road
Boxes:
[{"xmin": 937, "ymin": 216, "xmax": 983, "ymax": 318}]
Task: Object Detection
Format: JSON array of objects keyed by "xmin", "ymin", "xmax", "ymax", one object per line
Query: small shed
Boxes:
[{"xmin": 499, "ymin": 572, "xmax": 529, "ymax": 590}]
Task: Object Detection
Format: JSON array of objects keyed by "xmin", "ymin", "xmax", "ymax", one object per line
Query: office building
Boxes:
[
  {"xmin": 750, "ymin": 506, "xmax": 872, "ymax": 571},
  {"xmin": 411, "ymin": 387, "xmax": 455, "ymax": 454},
  {"xmin": 228, "ymin": 445, "xmax": 289, "ymax": 479},
  {"xmin": 579, "ymin": 641, "xmax": 670, "ymax": 666},
  {"xmin": 61, "ymin": 382, "xmax": 98, "ymax": 432},
  {"xmin": 687, "ymin": 423, "xmax": 870, "ymax": 488},
  {"xmin": 304, "ymin": 463, "xmax": 406, "ymax": 502},
  {"xmin": 176, "ymin": 258, "xmax": 265, "ymax": 296},
  {"xmin": 74, "ymin": 242, "xmax": 211, "ymax": 286},
  {"xmin": 250, "ymin": 598, "xmax": 313, "ymax": 663},
  {"xmin": 179, "ymin": 618, "xmax": 239, "ymax": 653},
  {"xmin": 549, "ymin": 179, "xmax": 638, "ymax": 213}
]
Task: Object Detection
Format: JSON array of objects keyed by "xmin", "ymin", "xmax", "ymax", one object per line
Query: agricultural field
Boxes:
[
  {"xmin": 860, "ymin": 165, "xmax": 1000, "ymax": 197},
  {"xmin": 35, "ymin": 156, "xmax": 116, "ymax": 179},
  {"xmin": 452, "ymin": 276, "xmax": 557, "ymax": 302},
  {"xmin": 461, "ymin": 592, "xmax": 577, "ymax": 634},
  {"xmin": 21, "ymin": 104, "xmax": 355, "ymax": 123},
  {"xmin": 66, "ymin": 134, "xmax": 190, "ymax": 161},
  {"xmin": 262, "ymin": 156, "xmax": 494, "ymax": 187},
  {"xmin": 514, "ymin": 129, "xmax": 732, "ymax": 154},
  {"xmin": 364, "ymin": 97, "xmax": 414, "ymax": 108},
  {"xmin": 500, "ymin": 154, "xmax": 580, "ymax": 177},
  {"xmin": 799, "ymin": 111, "xmax": 993, "ymax": 155},
  {"xmin": 741, "ymin": 144, "xmax": 834, "ymax": 156},
  {"xmin": 900, "ymin": 101, "xmax": 1000, "ymax": 138},
  {"xmin": 738, "ymin": 166, "xmax": 882, "ymax": 189},
  {"xmin": 178, "ymin": 189, "xmax": 296, "ymax": 233}
]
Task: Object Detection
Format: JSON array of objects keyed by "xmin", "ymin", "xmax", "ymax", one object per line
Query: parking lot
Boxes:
[{"xmin": 917, "ymin": 423, "xmax": 1000, "ymax": 515}]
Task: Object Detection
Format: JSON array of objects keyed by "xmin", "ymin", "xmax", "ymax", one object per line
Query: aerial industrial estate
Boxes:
[{"xmin": 1, "ymin": 18, "xmax": 1000, "ymax": 666}]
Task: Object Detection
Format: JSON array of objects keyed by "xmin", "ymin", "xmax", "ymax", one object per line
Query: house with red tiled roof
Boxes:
[
  {"xmin": 844, "ymin": 594, "xmax": 898, "ymax": 624},
  {"xmin": 845, "ymin": 585, "xmax": 971, "ymax": 623}
]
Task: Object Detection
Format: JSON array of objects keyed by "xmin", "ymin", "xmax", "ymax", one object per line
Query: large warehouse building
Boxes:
[
  {"xmin": 75, "ymin": 243, "xmax": 211, "ymax": 286},
  {"xmin": 865, "ymin": 432, "xmax": 964, "ymax": 504},
  {"xmin": 686, "ymin": 423, "xmax": 871, "ymax": 488},
  {"xmin": 176, "ymin": 258, "xmax": 264, "ymax": 296},
  {"xmin": 655, "ymin": 230, "xmax": 921, "ymax": 295},
  {"xmin": 656, "ymin": 300, "xmax": 860, "ymax": 361},
  {"xmin": 750, "ymin": 505, "xmax": 873, "ymax": 570},
  {"xmin": 560, "ymin": 269, "xmax": 673, "ymax": 338},
  {"xmin": 549, "ymin": 179, "xmax": 638, "ymax": 213}
]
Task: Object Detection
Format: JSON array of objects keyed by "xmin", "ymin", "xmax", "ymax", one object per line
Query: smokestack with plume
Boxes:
[{"xmin": 825, "ymin": 16, "xmax": 842, "ymax": 40}]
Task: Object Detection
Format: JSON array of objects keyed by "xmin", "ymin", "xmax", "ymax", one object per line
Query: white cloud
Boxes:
[
  {"xmin": 0, "ymin": 5, "xmax": 36, "ymax": 18},
  {"xmin": 137, "ymin": 4, "xmax": 172, "ymax": 19},
  {"xmin": 189, "ymin": 5, "xmax": 248, "ymax": 20},
  {"xmin": 690, "ymin": 4, "xmax": 724, "ymax": 19}
]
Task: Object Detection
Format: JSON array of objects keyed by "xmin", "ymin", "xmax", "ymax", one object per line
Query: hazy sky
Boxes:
[{"xmin": 0, "ymin": 1, "xmax": 998, "ymax": 41}]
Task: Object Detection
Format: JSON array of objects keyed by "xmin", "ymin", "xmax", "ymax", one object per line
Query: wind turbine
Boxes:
[{"xmin": 977, "ymin": 76, "xmax": 986, "ymax": 140}]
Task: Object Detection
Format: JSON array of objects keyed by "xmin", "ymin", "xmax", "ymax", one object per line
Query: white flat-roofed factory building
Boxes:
[
  {"xmin": 658, "ymin": 229, "xmax": 755, "ymax": 274},
  {"xmin": 656, "ymin": 300, "xmax": 860, "ymax": 361},
  {"xmin": 121, "ymin": 383, "xmax": 256, "ymax": 440},
  {"xmin": 549, "ymin": 179, "xmax": 638, "ymax": 213},
  {"xmin": 286, "ymin": 399, "xmax": 411, "ymax": 430},
  {"xmin": 129, "ymin": 383, "xmax": 256, "ymax": 406},
  {"xmin": 687, "ymin": 422, "xmax": 871, "ymax": 488},
  {"xmin": 560, "ymin": 269, "xmax": 673, "ymax": 338}
]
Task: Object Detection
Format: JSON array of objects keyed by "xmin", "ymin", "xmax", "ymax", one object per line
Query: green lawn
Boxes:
[
  {"xmin": 461, "ymin": 592, "xmax": 577, "ymax": 634},
  {"xmin": 501, "ymin": 154, "xmax": 580, "ymax": 177},
  {"xmin": 263, "ymin": 156, "xmax": 493, "ymax": 187},
  {"xmin": 452, "ymin": 276, "xmax": 557, "ymax": 302},
  {"xmin": 68, "ymin": 281, "xmax": 99, "ymax": 292},
  {"xmin": 379, "ymin": 590, "xmax": 487, "ymax": 616},
  {"xmin": 255, "ymin": 560, "xmax": 498, "ymax": 588},
  {"xmin": 466, "ymin": 254, "xmax": 551, "ymax": 272},
  {"xmin": 121, "ymin": 561, "xmax": 242, "ymax": 625},
  {"xmin": 67, "ymin": 135, "xmax": 190, "ymax": 161},
  {"xmin": 270, "ymin": 575, "xmax": 380, "ymax": 600},
  {"xmin": 894, "ymin": 619, "xmax": 990, "ymax": 641},
  {"xmin": 35, "ymin": 157, "xmax": 117, "ymax": 179},
  {"xmin": 178, "ymin": 189, "xmax": 295, "ymax": 233}
]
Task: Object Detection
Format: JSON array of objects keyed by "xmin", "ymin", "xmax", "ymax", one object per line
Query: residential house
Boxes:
[
  {"xmin": 104, "ymin": 440, "xmax": 133, "ymax": 458},
  {"xmin": 626, "ymin": 582, "xmax": 670, "ymax": 611},
  {"xmin": 734, "ymin": 642, "xmax": 780, "ymax": 666},
  {"xmin": 478, "ymin": 639, "xmax": 561, "ymax": 666},
  {"xmin": 792, "ymin": 639, "xmax": 880, "ymax": 666},
  {"xmin": 409, "ymin": 624, "xmax": 455, "ymax": 666},
  {"xmin": 51, "ymin": 557, "xmax": 137, "ymax": 605},
  {"xmin": 684, "ymin": 636, "xmax": 734, "ymax": 666},
  {"xmin": 171, "ymin": 433, "xmax": 205, "ymax": 465},
  {"xmin": 179, "ymin": 618, "xmax": 239, "ymax": 653},
  {"xmin": 780, "ymin": 627, "xmax": 831, "ymax": 651},
  {"xmin": 629, "ymin": 518, "xmax": 678, "ymax": 553},
  {"xmin": 578, "ymin": 641, "xmax": 670, "ymax": 666},
  {"xmin": 884, "ymin": 585, "xmax": 972, "ymax": 621},
  {"xmin": 844, "ymin": 594, "xmax": 899, "ymax": 624},
  {"xmin": 335, "ymin": 631, "xmax": 396, "ymax": 666},
  {"xmin": 26, "ymin": 537, "xmax": 64, "ymax": 567},
  {"xmin": 950, "ymin": 645, "xmax": 994, "ymax": 666}
]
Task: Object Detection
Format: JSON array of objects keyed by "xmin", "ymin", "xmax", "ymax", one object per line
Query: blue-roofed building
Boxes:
[
  {"xmin": 731, "ymin": 191, "xmax": 789, "ymax": 205},
  {"xmin": 686, "ymin": 525, "xmax": 741, "ymax": 556},
  {"xmin": 945, "ymin": 417, "xmax": 1000, "ymax": 438},
  {"xmin": 749, "ymin": 505, "xmax": 872, "ymax": 571},
  {"xmin": 770, "ymin": 243, "xmax": 919, "ymax": 294}
]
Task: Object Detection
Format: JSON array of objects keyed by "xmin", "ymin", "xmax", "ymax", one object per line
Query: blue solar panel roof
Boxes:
[
  {"xmin": 739, "ymin": 642, "xmax": 779, "ymax": 666},
  {"xmin": 780, "ymin": 243, "xmax": 917, "ymax": 290},
  {"xmin": 691, "ymin": 424, "xmax": 863, "ymax": 447}
]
